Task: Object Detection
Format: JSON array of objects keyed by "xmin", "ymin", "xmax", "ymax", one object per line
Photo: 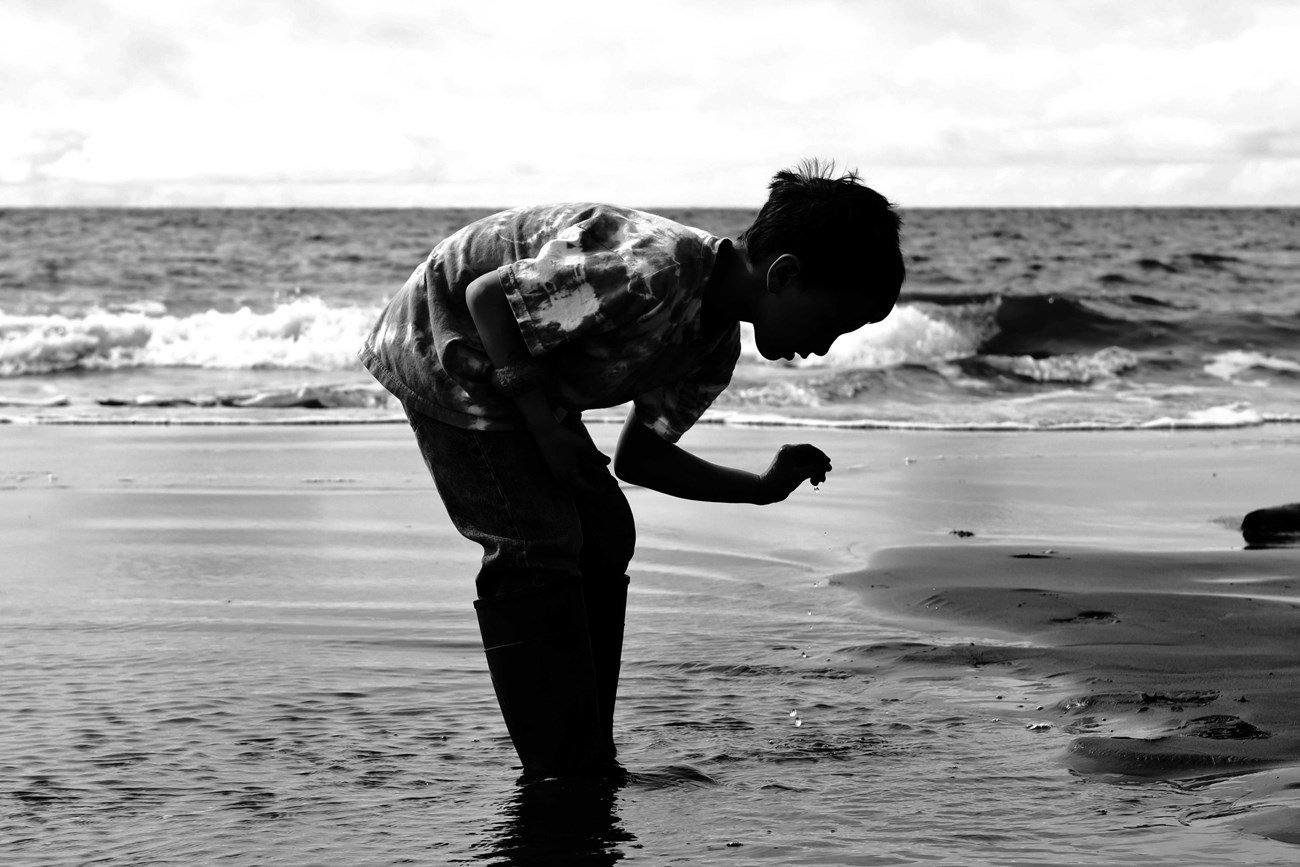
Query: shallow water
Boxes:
[{"xmin": 4, "ymin": 425, "xmax": 1299, "ymax": 865}]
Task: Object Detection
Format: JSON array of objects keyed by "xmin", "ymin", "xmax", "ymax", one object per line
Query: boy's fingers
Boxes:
[
  {"xmin": 780, "ymin": 444, "xmax": 831, "ymax": 472},
  {"xmin": 805, "ymin": 457, "xmax": 830, "ymax": 487},
  {"xmin": 800, "ymin": 444, "xmax": 830, "ymax": 462}
]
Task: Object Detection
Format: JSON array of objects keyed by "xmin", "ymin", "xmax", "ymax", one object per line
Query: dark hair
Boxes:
[{"xmin": 738, "ymin": 159, "xmax": 904, "ymax": 322}]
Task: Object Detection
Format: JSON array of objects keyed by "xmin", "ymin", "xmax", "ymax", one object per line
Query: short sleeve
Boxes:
[
  {"xmin": 497, "ymin": 215, "xmax": 657, "ymax": 357},
  {"xmin": 632, "ymin": 328, "xmax": 741, "ymax": 443}
]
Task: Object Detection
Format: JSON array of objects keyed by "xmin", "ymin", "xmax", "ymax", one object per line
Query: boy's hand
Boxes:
[
  {"xmin": 534, "ymin": 422, "xmax": 611, "ymax": 493},
  {"xmin": 757, "ymin": 444, "xmax": 832, "ymax": 504}
]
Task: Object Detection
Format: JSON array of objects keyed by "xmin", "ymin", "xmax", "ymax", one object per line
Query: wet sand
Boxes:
[
  {"xmin": 3, "ymin": 421, "xmax": 1299, "ymax": 862},
  {"xmin": 837, "ymin": 544, "xmax": 1300, "ymax": 843}
]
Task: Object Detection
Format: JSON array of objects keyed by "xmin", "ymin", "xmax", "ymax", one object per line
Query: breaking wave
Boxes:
[
  {"xmin": 3, "ymin": 287, "xmax": 1299, "ymax": 430},
  {"xmin": 0, "ymin": 297, "xmax": 379, "ymax": 376}
]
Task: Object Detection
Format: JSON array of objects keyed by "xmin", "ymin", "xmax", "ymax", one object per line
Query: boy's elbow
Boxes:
[
  {"xmin": 464, "ymin": 272, "xmax": 497, "ymax": 317},
  {"xmin": 611, "ymin": 447, "xmax": 642, "ymax": 486},
  {"xmin": 613, "ymin": 419, "xmax": 663, "ymax": 486}
]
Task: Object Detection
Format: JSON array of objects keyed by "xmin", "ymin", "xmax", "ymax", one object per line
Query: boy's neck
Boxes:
[{"xmin": 703, "ymin": 241, "xmax": 765, "ymax": 328}]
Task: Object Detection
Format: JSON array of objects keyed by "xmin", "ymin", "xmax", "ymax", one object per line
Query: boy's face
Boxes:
[{"xmin": 753, "ymin": 279, "xmax": 879, "ymax": 362}]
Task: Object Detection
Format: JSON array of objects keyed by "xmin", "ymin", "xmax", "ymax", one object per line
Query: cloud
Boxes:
[{"xmin": 3, "ymin": 0, "xmax": 1299, "ymax": 205}]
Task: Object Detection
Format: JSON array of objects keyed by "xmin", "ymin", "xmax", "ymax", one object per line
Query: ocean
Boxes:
[{"xmin": 3, "ymin": 206, "xmax": 1298, "ymax": 429}]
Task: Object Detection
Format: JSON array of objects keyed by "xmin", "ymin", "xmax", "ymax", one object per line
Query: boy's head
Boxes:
[{"xmin": 738, "ymin": 159, "xmax": 905, "ymax": 361}]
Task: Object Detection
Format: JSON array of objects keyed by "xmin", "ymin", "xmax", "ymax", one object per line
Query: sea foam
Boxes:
[
  {"xmin": 0, "ymin": 297, "xmax": 380, "ymax": 376},
  {"xmin": 1203, "ymin": 350, "xmax": 1300, "ymax": 383},
  {"xmin": 978, "ymin": 346, "xmax": 1139, "ymax": 384},
  {"xmin": 738, "ymin": 303, "xmax": 987, "ymax": 368}
]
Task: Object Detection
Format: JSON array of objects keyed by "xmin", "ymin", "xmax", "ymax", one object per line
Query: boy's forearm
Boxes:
[
  {"xmin": 614, "ymin": 413, "xmax": 771, "ymax": 504},
  {"xmin": 464, "ymin": 271, "xmax": 559, "ymax": 433}
]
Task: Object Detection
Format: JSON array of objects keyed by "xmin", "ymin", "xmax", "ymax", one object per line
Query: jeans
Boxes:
[{"xmin": 403, "ymin": 405, "xmax": 636, "ymax": 599}]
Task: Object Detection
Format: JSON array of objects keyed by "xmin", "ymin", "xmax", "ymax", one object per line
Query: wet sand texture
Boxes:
[
  {"xmin": 839, "ymin": 543, "xmax": 1300, "ymax": 841},
  {"xmin": 4, "ymin": 423, "xmax": 1300, "ymax": 860}
]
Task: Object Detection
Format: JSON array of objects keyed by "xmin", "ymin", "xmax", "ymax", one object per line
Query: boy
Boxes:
[{"xmin": 361, "ymin": 160, "xmax": 904, "ymax": 779}]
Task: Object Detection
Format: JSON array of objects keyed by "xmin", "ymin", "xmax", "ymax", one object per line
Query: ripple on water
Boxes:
[{"xmin": 6, "ymin": 554, "xmax": 1298, "ymax": 865}]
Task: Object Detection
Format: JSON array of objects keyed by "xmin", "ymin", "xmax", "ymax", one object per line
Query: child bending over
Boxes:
[{"xmin": 361, "ymin": 160, "xmax": 904, "ymax": 779}]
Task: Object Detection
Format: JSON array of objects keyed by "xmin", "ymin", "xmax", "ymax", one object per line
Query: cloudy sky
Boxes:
[{"xmin": 3, "ymin": 0, "xmax": 1297, "ymax": 208}]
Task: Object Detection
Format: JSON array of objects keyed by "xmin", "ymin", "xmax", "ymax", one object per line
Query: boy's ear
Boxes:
[{"xmin": 766, "ymin": 254, "xmax": 802, "ymax": 294}]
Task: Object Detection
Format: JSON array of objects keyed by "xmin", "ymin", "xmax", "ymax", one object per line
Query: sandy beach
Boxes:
[{"xmin": 3, "ymin": 420, "xmax": 1299, "ymax": 864}]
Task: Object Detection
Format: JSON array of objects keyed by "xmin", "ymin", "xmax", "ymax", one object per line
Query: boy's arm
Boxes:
[
  {"xmin": 465, "ymin": 271, "xmax": 610, "ymax": 490},
  {"xmin": 613, "ymin": 409, "xmax": 831, "ymax": 504}
]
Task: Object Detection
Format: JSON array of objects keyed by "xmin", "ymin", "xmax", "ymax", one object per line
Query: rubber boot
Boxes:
[
  {"xmin": 583, "ymin": 574, "xmax": 630, "ymax": 757},
  {"xmin": 474, "ymin": 580, "xmax": 608, "ymax": 778}
]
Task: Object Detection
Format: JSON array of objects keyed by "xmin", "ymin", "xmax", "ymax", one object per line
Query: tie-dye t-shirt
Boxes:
[{"xmin": 360, "ymin": 204, "xmax": 741, "ymax": 443}]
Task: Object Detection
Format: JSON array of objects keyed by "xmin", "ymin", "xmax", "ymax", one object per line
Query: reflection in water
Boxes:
[{"xmin": 477, "ymin": 774, "xmax": 635, "ymax": 865}]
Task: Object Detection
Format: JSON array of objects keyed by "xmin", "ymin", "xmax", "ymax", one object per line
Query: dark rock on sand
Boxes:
[
  {"xmin": 1177, "ymin": 714, "xmax": 1270, "ymax": 740},
  {"xmin": 1242, "ymin": 502, "xmax": 1300, "ymax": 547}
]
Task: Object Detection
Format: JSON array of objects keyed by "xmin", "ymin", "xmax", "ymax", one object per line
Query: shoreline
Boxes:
[{"xmin": 3, "ymin": 403, "xmax": 1299, "ymax": 431}]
